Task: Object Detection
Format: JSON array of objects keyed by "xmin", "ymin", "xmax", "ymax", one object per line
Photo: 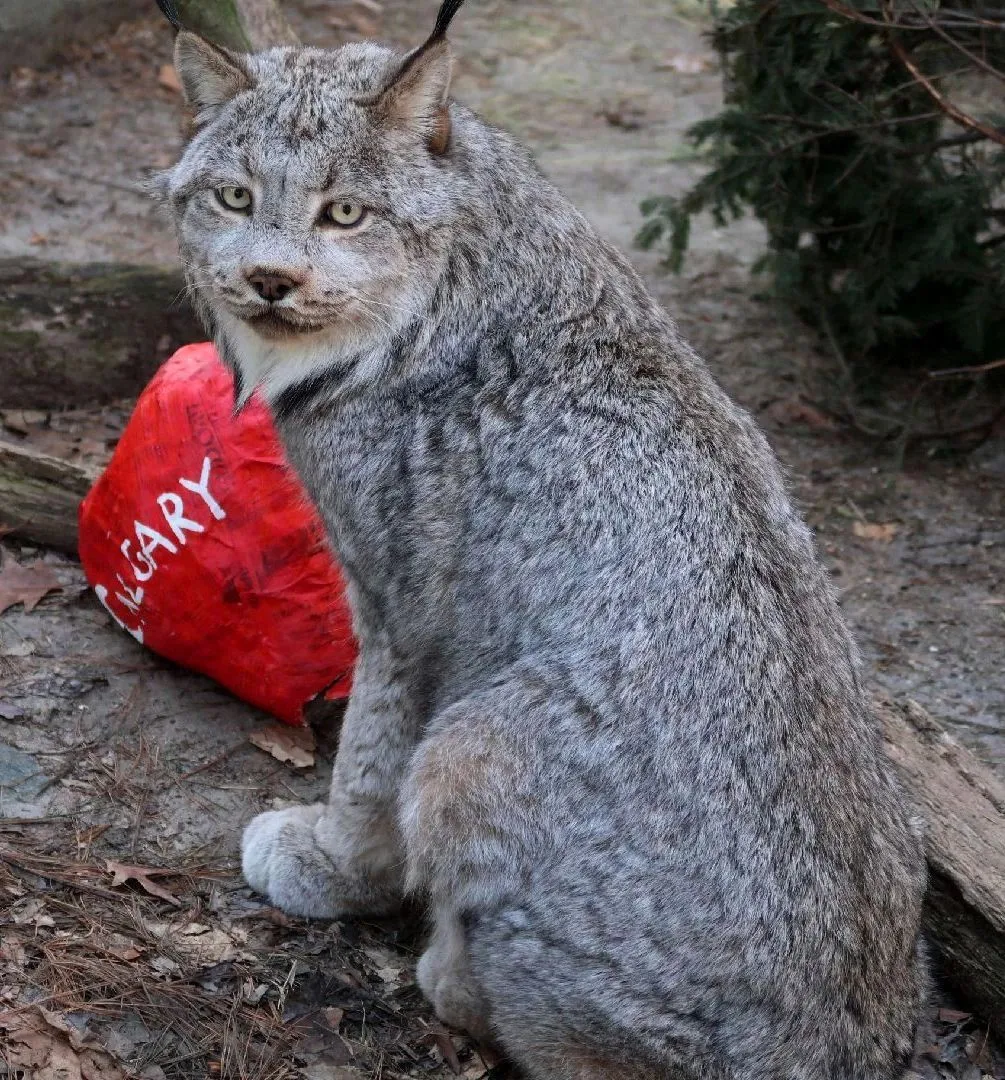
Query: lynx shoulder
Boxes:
[{"xmin": 157, "ymin": 3, "xmax": 928, "ymax": 1077}]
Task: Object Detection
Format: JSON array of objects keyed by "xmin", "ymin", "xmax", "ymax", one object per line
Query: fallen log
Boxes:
[
  {"xmin": 0, "ymin": 258, "xmax": 202, "ymax": 411},
  {"xmin": 877, "ymin": 695, "xmax": 1005, "ymax": 1035},
  {"xmin": 0, "ymin": 441, "xmax": 97, "ymax": 554}
]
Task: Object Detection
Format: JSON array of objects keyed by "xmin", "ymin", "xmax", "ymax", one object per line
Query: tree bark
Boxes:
[
  {"xmin": 0, "ymin": 442, "xmax": 96, "ymax": 554},
  {"xmin": 173, "ymin": 0, "xmax": 297, "ymax": 51},
  {"xmin": 0, "ymin": 259, "xmax": 203, "ymax": 411},
  {"xmin": 876, "ymin": 695, "xmax": 1005, "ymax": 1035}
]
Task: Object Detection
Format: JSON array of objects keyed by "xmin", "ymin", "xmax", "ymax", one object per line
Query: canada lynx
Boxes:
[{"xmin": 156, "ymin": 1, "xmax": 928, "ymax": 1075}]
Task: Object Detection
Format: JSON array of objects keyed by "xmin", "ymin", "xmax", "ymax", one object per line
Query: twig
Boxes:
[
  {"xmin": 0, "ymin": 815, "xmax": 74, "ymax": 826},
  {"xmin": 913, "ymin": 0, "xmax": 1005, "ymax": 86},
  {"xmin": 0, "ymin": 847, "xmax": 124, "ymax": 901},
  {"xmin": 887, "ymin": 38, "xmax": 1005, "ymax": 147},
  {"xmin": 174, "ymin": 741, "xmax": 249, "ymax": 784},
  {"xmin": 929, "ymin": 357, "xmax": 1005, "ymax": 380},
  {"xmin": 820, "ymin": 0, "xmax": 1005, "ymax": 30}
]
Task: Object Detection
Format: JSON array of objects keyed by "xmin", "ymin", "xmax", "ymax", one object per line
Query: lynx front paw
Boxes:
[{"xmin": 241, "ymin": 804, "xmax": 345, "ymax": 918}]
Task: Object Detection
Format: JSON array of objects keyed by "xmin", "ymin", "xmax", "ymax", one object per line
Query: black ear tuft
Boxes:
[
  {"xmin": 431, "ymin": 0, "xmax": 466, "ymax": 41},
  {"xmin": 156, "ymin": 0, "xmax": 182, "ymax": 30}
]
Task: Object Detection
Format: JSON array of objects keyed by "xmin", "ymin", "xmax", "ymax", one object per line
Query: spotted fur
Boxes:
[{"xmin": 155, "ymin": 4, "xmax": 928, "ymax": 1076}]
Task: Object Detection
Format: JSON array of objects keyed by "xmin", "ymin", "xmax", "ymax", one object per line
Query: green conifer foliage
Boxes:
[{"xmin": 639, "ymin": 0, "xmax": 1005, "ymax": 380}]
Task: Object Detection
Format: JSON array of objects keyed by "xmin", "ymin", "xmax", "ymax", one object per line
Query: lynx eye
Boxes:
[
  {"xmin": 216, "ymin": 186, "xmax": 253, "ymax": 212},
  {"xmin": 324, "ymin": 200, "xmax": 366, "ymax": 228}
]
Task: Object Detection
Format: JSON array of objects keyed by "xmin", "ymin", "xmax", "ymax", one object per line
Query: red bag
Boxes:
[{"xmin": 78, "ymin": 342, "xmax": 356, "ymax": 724}]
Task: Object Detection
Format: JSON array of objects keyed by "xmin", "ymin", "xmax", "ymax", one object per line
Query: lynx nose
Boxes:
[{"xmin": 247, "ymin": 270, "xmax": 301, "ymax": 303}]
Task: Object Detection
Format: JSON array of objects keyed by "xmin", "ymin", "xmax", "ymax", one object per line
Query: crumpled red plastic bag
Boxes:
[{"xmin": 78, "ymin": 342, "xmax": 356, "ymax": 724}]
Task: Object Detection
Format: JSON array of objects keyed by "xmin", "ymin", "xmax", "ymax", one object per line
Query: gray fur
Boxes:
[{"xmin": 157, "ymin": 14, "xmax": 928, "ymax": 1079}]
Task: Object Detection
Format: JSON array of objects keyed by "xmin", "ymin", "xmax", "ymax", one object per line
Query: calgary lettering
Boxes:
[{"xmin": 94, "ymin": 456, "xmax": 226, "ymax": 643}]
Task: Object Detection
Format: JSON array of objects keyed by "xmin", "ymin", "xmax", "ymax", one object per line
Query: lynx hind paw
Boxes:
[{"xmin": 241, "ymin": 803, "xmax": 340, "ymax": 918}]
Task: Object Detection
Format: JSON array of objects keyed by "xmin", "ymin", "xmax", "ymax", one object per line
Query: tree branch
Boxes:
[{"xmin": 172, "ymin": 0, "xmax": 297, "ymax": 51}]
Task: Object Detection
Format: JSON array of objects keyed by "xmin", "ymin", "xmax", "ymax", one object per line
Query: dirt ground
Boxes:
[{"xmin": 0, "ymin": 1, "xmax": 1003, "ymax": 1078}]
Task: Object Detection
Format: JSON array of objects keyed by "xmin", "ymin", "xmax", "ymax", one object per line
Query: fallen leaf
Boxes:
[
  {"xmin": 0, "ymin": 937, "xmax": 26, "ymax": 968},
  {"xmin": 0, "ymin": 1005, "xmax": 125, "ymax": 1080},
  {"xmin": 249, "ymin": 724, "xmax": 316, "ymax": 768},
  {"xmin": 0, "ymin": 556, "xmax": 62, "ymax": 615},
  {"xmin": 937, "ymin": 1007, "xmax": 972, "ymax": 1024},
  {"xmin": 432, "ymin": 1031, "xmax": 463, "ymax": 1075},
  {"xmin": 242, "ymin": 979, "xmax": 269, "ymax": 1004},
  {"xmin": 105, "ymin": 860, "xmax": 182, "ymax": 906},
  {"xmin": 150, "ymin": 955, "xmax": 182, "ymax": 977},
  {"xmin": 322, "ymin": 1007, "xmax": 344, "ymax": 1030},
  {"xmin": 852, "ymin": 521, "xmax": 899, "ymax": 543},
  {"xmin": 12, "ymin": 897, "xmax": 54, "ymax": 928},
  {"xmin": 178, "ymin": 927, "xmax": 239, "ymax": 963},
  {"xmin": 765, "ymin": 396, "xmax": 837, "ymax": 431},
  {"xmin": 105, "ymin": 942, "xmax": 143, "ymax": 962},
  {"xmin": 157, "ymin": 63, "xmax": 181, "ymax": 92},
  {"xmin": 363, "ymin": 945, "xmax": 406, "ymax": 986}
]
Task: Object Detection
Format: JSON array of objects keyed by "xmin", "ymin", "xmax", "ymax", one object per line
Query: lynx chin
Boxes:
[{"xmin": 155, "ymin": 1, "xmax": 928, "ymax": 1076}]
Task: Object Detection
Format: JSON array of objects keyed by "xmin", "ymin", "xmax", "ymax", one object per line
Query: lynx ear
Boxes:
[
  {"xmin": 174, "ymin": 31, "xmax": 252, "ymax": 118},
  {"xmin": 375, "ymin": 0, "xmax": 466, "ymax": 154}
]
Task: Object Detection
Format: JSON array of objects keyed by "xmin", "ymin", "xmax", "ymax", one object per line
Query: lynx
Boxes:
[{"xmin": 155, "ymin": 1, "xmax": 928, "ymax": 1076}]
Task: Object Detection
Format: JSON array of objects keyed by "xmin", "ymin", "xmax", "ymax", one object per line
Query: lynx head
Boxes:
[{"xmin": 156, "ymin": 1, "xmax": 470, "ymax": 403}]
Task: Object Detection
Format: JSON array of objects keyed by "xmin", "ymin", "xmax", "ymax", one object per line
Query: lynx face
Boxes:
[{"xmin": 158, "ymin": 38, "xmax": 460, "ymax": 401}]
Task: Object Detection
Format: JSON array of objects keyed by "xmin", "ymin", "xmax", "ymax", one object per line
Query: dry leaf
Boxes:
[
  {"xmin": 150, "ymin": 955, "xmax": 182, "ymax": 977},
  {"xmin": 766, "ymin": 396, "xmax": 837, "ymax": 431},
  {"xmin": 363, "ymin": 945, "xmax": 406, "ymax": 986},
  {"xmin": 242, "ymin": 979, "xmax": 269, "ymax": 1004},
  {"xmin": 432, "ymin": 1031, "xmax": 463, "ymax": 1075},
  {"xmin": 0, "ymin": 556, "xmax": 62, "ymax": 615},
  {"xmin": 249, "ymin": 724, "xmax": 316, "ymax": 768},
  {"xmin": 12, "ymin": 897, "xmax": 54, "ymax": 928},
  {"xmin": 852, "ymin": 521, "xmax": 899, "ymax": 543},
  {"xmin": 0, "ymin": 937, "xmax": 27, "ymax": 968},
  {"xmin": 104, "ymin": 942, "xmax": 143, "ymax": 961},
  {"xmin": 157, "ymin": 63, "xmax": 181, "ymax": 92},
  {"xmin": 176, "ymin": 927, "xmax": 239, "ymax": 963},
  {"xmin": 0, "ymin": 1005, "xmax": 126, "ymax": 1080},
  {"xmin": 322, "ymin": 1007, "xmax": 344, "ymax": 1030},
  {"xmin": 937, "ymin": 1007, "xmax": 972, "ymax": 1023},
  {"xmin": 105, "ymin": 860, "xmax": 182, "ymax": 906}
]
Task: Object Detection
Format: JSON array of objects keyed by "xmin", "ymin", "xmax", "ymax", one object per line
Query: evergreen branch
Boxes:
[
  {"xmin": 820, "ymin": 0, "xmax": 1005, "ymax": 31},
  {"xmin": 901, "ymin": 0, "xmax": 1005, "ymax": 84},
  {"xmin": 889, "ymin": 37, "xmax": 1005, "ymax": 146}
]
